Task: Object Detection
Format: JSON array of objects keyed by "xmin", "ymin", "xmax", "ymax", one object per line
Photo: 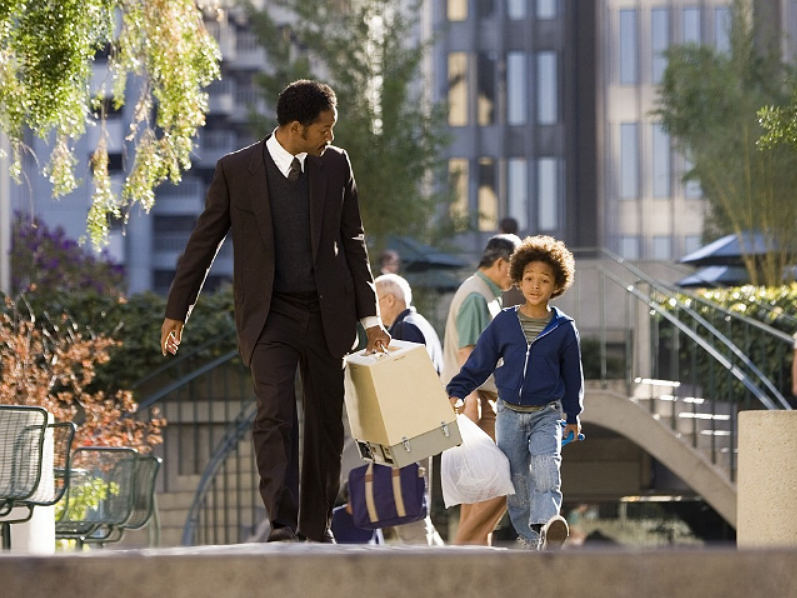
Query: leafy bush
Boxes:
[{"xmin": 660, "ymin": 284, "xmax": 797, "ymax": 404}]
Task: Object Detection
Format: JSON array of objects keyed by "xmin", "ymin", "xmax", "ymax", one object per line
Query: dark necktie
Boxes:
[{"xmin": 288, "ymin": 157, "xmax": 301, "ymax": 182}]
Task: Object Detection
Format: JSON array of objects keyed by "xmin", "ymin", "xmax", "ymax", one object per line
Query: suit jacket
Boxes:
[{"xmin": 165, "ymin": 136, "xmax": 378, "ymax": 365}]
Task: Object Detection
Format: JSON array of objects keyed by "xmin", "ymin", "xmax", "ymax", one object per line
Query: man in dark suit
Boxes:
[{"xmin": 160, "ymin": 80, "xmax": 390, "ymax": 543}]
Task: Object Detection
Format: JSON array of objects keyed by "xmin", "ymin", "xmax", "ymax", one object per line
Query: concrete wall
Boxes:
[
  {"xmin": 1, "ymin": 545, "xmax": 796, "ymax": 598},
  {"xmin": 738, "ymin": 411, "xmax": 797, "ymax": 547}
]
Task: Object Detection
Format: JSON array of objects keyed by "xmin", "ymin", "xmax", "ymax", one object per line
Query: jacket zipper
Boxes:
[{"xmin": 516, "ymin": 312, "xmax": 560, "ymax": 403}]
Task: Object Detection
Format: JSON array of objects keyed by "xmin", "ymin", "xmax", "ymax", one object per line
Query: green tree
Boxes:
[
  {"xmin": 0, "ymin": 0, "xmax": 220, "ymax": 247},
  {"xmin": 245, "ymin": 0, "xmax": 459, "ymax": 253},
  {"xmin": 653, "ymin": 0, "xmax": 797, "ymax": 286}
]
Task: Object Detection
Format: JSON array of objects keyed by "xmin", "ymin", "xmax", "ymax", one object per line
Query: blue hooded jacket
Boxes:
[{"xmin": 446, "ymin": 305, "xmax": 584, "ymax": 424}]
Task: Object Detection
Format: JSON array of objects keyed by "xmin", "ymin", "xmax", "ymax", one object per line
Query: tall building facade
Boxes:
[
  {"xmin": 428, "ymin": 0, "xmax": 599, "ymax": 259},
  {"xmin": 599, "ymin": 0, "xmax": 727, "ymax": 262}
]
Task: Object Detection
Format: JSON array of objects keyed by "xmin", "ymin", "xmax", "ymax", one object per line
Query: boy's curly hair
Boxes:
[{"xmin": 509, "ymin": 235, "xmax": 575, "ymax": 299}]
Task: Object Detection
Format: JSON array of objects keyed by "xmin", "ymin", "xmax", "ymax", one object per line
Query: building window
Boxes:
[
  {"xmin": 107, "ymin": 152, "xmax": 124, "ymax": 173},
  {"xmin": 683, "ymin": 6, "xmax": 701, "ymax": 44},
  {"xmin": 154, "ymin": 270, "xmax": 176, "ymax": 295},
  {"xmin": 619, "ymin": 9, "xmax": 638, "ymax": 85},
  {"xmin": 154, "ymin": 215, "xmax": 197, "ymax": 233},
  {"xmin": 619, "ymin": 236, "xmax": 640, "ymax": 260},
  {"xmin": 448, "ymin": 52, "xmax": 468, "ymax": 126},
  {"xmin": 683, "ymin": 157, "xmax": 703, "ymax": 198},
  {"xmin": 537, "ymin": 157, "xmax": 558, "ymax": 231},
  {"xmin": 620, "ymin": 123, "xmax": 639, "ymax": 199},
  {"xmin": 508, "ymin": 158, "xmax": 528, "ymax": 230},
  {"xmin": 652, "ymin": 236, "xmax": 672, "ymax": 260},
  {"xmin": 478, "ymin": 158, "xmax": 498, "ymax": 231},
  {"xmin": 536, "ymin": 0, "xmax": 557, "ymax": 19},
  {"xmin": 651, "ymin": 8, "xmax": 669, "ymax": 85},
  {"xmin": 477, "ymin": 52, "xmax": 497, "ymax": 126},
  {"xmin": 536, "ymin": 51, "xmax": 557, "ymax": 125},
  {"xmin": 507, "ymin": 52, "xmax": 527, "ymax": 125},
  {"xmin": 449, "ymin": 158, "xmax": 469, "ymax": 220},
  {"xmin": 684, "ymin": 234, "xmax": 701, "ymax": 255},
  {"xmin": 476, "ymin": 0, "xmax": 496, "ymax": 19},
  {"xmin": 508, "ymin": 0, "xmax": 526, "ymax": 20},
  {"xmin": 447, "ymin": 0, "xmax": 467, "ymax": 21},
  {"xmin": 715, "ymin": 7, "xmax": 730, "ymax": 52},
  {"xmin": 652, "ymin": 124, "xmax": 671, "ymax": 198}
]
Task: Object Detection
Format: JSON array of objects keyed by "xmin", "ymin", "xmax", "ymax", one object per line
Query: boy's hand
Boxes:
[{"xmin": 563, "ymin": 422, "xmax": 582, "ymax": 443}]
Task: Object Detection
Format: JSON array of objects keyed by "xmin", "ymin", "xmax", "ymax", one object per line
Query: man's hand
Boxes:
[
  {"xmin": 161, "ymin": 318, "xmax": 185, "ymax": 356},
  {"xmin": 364, "ymin": 324, "xmax": 391, "ymax": 354}
]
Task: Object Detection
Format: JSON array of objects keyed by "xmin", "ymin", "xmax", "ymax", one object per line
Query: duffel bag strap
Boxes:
[
  {"xmin": 364, "ymin": 461, "xmax": 379, "ymax": 523},
  {"xmin": 391, "ymin": 468, "xmax": 406, "ymax": 518}
]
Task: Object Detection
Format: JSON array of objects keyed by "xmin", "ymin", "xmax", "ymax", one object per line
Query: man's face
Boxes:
[
  {"xmin": 377, "ymin": 288, "xmax": 400, "ymax": 327},
  {"xmin": 496, "ymin": 258, "xmax": 514, "ymax": 291},
  {"xmin": 296, "ymin": 108, "xmax": 337, "ymax": 156}
]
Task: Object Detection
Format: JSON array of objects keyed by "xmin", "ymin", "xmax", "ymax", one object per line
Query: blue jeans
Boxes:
[{"xmin": 495, "ymin": 399, "xmax": 563, "ymax": 544}]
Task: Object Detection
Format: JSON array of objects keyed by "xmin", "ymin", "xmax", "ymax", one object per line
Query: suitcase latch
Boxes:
[
  {"xmin": 441, "ymin": 421, "xmax": 450, "ymax": 437},
  {"xmin": 401, "ymin": 436, "xmax": 411, "ymax": 452}
]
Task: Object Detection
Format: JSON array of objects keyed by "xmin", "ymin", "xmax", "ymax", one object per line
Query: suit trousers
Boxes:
[
  {"xmin": 249, "ymin": 293, "xmax": 345, "ymax": 542},
  {"xmin": 453, "ymin": 390, "xmax": 508, "ymax": 546}
]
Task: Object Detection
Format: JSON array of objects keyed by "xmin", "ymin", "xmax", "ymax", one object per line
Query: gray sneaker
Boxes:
[
  {"xmin": 515, "ymin": 536, "xmax": 543, "ymax": 551},
  {"xmin": 541, "ymin": 515, "xmax": 569, "ymax": 550}
]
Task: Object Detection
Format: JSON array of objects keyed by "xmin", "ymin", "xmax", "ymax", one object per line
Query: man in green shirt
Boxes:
[{"xmin": 442, "ymin": 234, "xmax": 521, "ymax": 545}]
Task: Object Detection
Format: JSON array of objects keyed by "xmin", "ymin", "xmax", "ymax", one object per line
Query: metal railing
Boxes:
[{"xmin": 569, "ymin": 248, "xmax": 792, "ymax": 483}]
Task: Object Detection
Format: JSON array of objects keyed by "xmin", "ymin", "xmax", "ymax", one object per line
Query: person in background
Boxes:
[
  {"xmin": 379, "ymin": 249, "xmax": 401, "ymax": 275},
  {"xmin": 375, "ymin": 273, "xmax": 442, "ymax": 374},
  {"xmin": 446, "ymin": 235, "xmax": 584, "ymax": 550},
  {"xmin": 161, "ymin": 79, "xmax": 390, "ymax": 544},
  {"xmin": 375, "ymin": 273, "xmax": 445, "ymax": 545},
  {"xmin": 498, "ymin": 218, "xmax": 525, "ymax": 307},
  {"xmin": 441, "ymin": 234, "xmax": 521, "ymax": 546}
]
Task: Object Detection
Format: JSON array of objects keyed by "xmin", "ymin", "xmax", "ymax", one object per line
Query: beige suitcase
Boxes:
[{"xmin": 344, "ymin": 340, "xmax": 462, "ymax": 468}]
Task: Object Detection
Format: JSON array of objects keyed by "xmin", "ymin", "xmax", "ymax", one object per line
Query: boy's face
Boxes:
[{"xmin": 519, "ymin": 260, "xmax": 557, "ymax": 311}]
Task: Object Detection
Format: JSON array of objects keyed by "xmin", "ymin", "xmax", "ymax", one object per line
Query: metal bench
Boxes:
[
  {"xmin": 0, "ymin": 405, "xmax": 76, "ymax": 550},
  {"xmin": 55, "ymin": 447, "xmax": 162, "ymax": 547}
]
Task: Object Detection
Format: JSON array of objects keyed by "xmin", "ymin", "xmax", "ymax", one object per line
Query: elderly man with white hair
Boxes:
[
  {"xmin": 374, "ymin": 273, "xmax": 444, "ymax": 545},
  {"xmin": 375, "ymin": 273, "xmax": 443, "ymax": 374}
]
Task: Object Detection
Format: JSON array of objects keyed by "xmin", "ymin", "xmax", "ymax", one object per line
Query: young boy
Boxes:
[{"xmin": 446, "ymin": 235, "xmax": 584, "ymax": 550}]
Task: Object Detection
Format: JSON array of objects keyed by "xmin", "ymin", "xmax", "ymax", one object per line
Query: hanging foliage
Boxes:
[{"xmin": 0, "ymin": 0, "xmax": 221, "ymax": 247}]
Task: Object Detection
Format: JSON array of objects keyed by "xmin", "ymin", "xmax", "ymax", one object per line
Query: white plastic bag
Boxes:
[{"xmin": 440, "ymin": 414, "xmax": 515, "ymax": 508}]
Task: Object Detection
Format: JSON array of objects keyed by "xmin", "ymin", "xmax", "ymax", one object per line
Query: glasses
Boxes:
[{"xmin": 378, "ymin": 295, "xmax": 389, "ymax": 302}]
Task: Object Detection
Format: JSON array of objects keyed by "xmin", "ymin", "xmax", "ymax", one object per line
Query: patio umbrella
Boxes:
[
  {"xmin": 679, "ymin": 232, "xmax": 775, "ymax": 267},
  {"xmin": 385, "ymin": 235, "xmax": 468, "ymax": 272},
  {"xmin": 676, "ymin": 265, "xmax": 750, "ymax": 288}
]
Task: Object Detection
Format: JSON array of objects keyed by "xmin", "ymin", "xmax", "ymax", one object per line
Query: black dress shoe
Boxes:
[
  {"xmin": 267, "ymin": 526, "xmax": 299, "ymax": 542},
  {"xmin": 298, "ymin": 529, "xmax": 336, "ymax": 544},
  {"xmin": 320, "ymin": 529, "xmax": 336, "ymax": 544}
]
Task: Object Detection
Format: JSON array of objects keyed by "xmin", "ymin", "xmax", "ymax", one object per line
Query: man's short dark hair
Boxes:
[
  {"xmin": 478, "ymin": 234, "xmax": 521, "ymax": 269},
  {"xmin": 276, "ymin": 80, "xmax": 337, "ymax": 127}
]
